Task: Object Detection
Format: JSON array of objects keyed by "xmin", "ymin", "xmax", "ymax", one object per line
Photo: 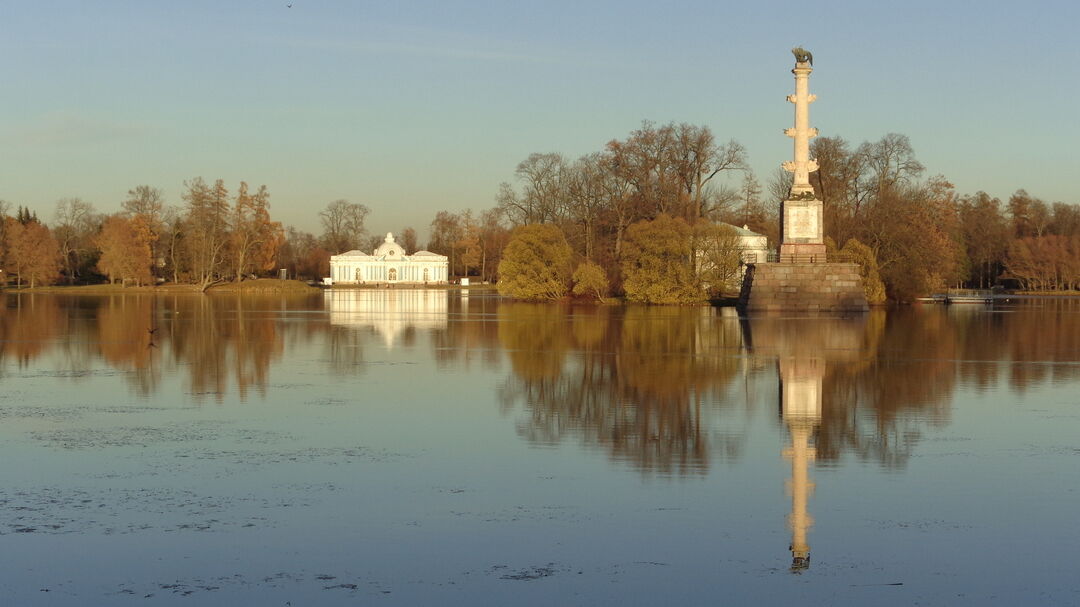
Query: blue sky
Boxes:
[{"xmin": 2, "ymin": 0, "xmax": 1077, "ymax": 238}]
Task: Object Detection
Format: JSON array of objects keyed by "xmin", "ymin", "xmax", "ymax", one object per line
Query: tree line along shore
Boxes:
[{"xmin": 2, "ymin": 122, "xmax": 1079, "ymax": 303}]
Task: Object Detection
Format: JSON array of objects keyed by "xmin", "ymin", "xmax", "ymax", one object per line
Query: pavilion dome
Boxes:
[{"xmin": 374, "ymin": 232, "xmax": 405, "ymax": 259}]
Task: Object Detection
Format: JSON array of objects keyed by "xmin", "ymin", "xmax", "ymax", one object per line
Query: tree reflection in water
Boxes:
[
  {"xmin": 499, "ymin": 304, "xmax": 1049, "ymax": 475},
  {"xmin": 0, "ymin": 293, "xmax": 324, "ymax": 401},
  {"xmin": 97, "ymin": 295, "xmax": 159, "ymax": 396},
  {"xmin": 166, "ymin": 296, "xmax": 289, "ymax": 401},
  {"xmin": 0, "ymin": 294, "xmax": 65, "ymax": 371},
  {"xmin": 498, "ymin": 304, "xmax": 747, "ymax": 476},
  {"xmin": 1, "ymin": 293, "xmax": 1078, "ymax": 467}
]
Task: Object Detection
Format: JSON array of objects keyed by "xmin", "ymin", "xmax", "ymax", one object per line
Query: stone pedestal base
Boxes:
[
  {"xmin": 778, "ymin": 243, "xmax": 827, "ymax": 263},
  {"xmin": 738, "ymin": 262, "xmax": 868, "ymax": 313}
]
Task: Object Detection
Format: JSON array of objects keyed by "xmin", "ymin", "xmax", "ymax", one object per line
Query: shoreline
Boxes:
[{"xmin": 0, "ymin": 279, "xmax": 499, "ymax": 296}]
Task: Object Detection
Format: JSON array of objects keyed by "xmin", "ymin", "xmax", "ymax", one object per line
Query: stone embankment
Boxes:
[{"xmin": 739, "ymin": 262, "xmax": 868, "ymax": 313}]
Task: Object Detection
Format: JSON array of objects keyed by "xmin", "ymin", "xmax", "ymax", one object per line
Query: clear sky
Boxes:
[{"xmin": 2, "ymin": 0, "xmax": 1077, "ymax": 239}]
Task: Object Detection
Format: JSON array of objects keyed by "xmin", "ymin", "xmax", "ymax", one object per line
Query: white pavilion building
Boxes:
[
  {"xmin": 327, "ymin": 233, "xmax": 449, "ymax": 285},
  {"xmin": 730, "ymin": 224, "xmax": 769, "ymax": 264}
]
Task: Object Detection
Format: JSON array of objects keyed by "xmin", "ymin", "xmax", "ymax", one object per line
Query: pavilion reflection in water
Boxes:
[
  {"xmin": 325, "ymin": 289, "xmax": 448, "ymax": 348},
  {"xmin": 743, "ymin": 316, "xmax": 872, "ymax": 573}
]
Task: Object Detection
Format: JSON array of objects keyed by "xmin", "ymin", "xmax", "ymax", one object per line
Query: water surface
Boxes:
[{"xmin": 1, "ymin": 291, "xmax": 1077, "ymax": 605}]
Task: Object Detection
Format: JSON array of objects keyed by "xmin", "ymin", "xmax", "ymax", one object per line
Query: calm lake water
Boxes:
[{"xmin": 1, "ymin": 290, "xmax": 1077, "ymax": 606}]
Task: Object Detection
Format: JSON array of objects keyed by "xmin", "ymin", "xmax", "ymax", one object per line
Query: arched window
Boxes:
[
  {"xmin": 388, "ymin": 268, "xmax": 398, "ymax": 281},
  {"xmin": 355, "ymin": 267, "xmax": 362, "ymax": 282},
  {"xmin": 423, "ymin": 267, "xmax": 430, "ymax": 282}
]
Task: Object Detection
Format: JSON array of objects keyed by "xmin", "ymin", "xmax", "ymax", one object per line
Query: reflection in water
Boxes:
[
  {"xmin": 498, "ymin": 304, "xmax": 747, "ymax": 475},
  {"xmin": 323, "ymin": 289, "xmax": 456, "ymax": 377},
  {"xmin": 168, "ymin": 295, "xmax": 291, "ymax": 401},
  {"xmin": 2, "ymin": 293, "xmax": 1079, "ymax": 599},
  {"xmin": 326, "ymin": 289, "xmax": 448, "ymax": 348},
  {"xmin": 97, "ymin": 296, "xmax": 160, "ymax": 395},
  {"xmin": 3, "ymin": 293, "xmax": 1079, "ymax": 466},
  {"xmin": 744, "ymin": 316, "xmax": 874, "ymax": 572},
  {"xmin": 780, "ymin": 357, "xmax": 821, "ymax": 572},
  {"xmin": 430, "ymin": 292, "xmax": 502, "ymax": 371},
  {"xmin": 1, "ymin": 293, "xmax": 324, "ymax": 401},
  {"xmin": 0, "ymin": 295, "xmax": 64, "ymax": 371}
]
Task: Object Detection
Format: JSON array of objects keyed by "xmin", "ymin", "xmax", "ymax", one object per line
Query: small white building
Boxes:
[
  {"xmin": 731, "ymin": 224, "xmax": 769, "ymax": 264},
  {"xmin": 327, "ymin": 232, "xmax": 449, "ymax": 285}
]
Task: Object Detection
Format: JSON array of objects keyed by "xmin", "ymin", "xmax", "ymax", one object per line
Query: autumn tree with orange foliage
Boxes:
[
  {"xmin": 1006, "ymin": 235, "xmax": 1080, "ymax": 291},
  {"xmin": 2, "ymin": 217, "xmax": 62, "ymax": 288},
  {"xmin": 230, "ymin": 182, "xmax": 284, "ymax": 281},
  {"xmin": 96, "ymin": 215, "xmax": 155, "ymax": 286}
]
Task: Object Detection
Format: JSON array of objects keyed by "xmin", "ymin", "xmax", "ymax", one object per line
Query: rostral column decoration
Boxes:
[{"xmin": 779, "ymin": 47, "xmax": 826, "ymax": 261}]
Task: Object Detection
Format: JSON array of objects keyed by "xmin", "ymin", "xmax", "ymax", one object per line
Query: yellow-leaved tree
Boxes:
[
  {"xmin": 571, "ymin": 260, "xmax": 609, "ymax": 302},
  {"xmin": 497, "ymin": 224, "xmax": 572, "ymax": 300},
  {"xmin": 835, "ymin": 238, "xmax": 887, "ymax": 304},
  {"xmin": 621, "ymin": 214, "xmax": 701, "ymax": 304}
]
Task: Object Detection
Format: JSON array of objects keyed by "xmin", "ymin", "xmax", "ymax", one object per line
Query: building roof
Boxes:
[
  {"xmin": 727, "ymin": 223, "xmax": 765, "ymax": 237},
  {"xmin": 373, "ymin": 232, "xmax": 405, "ymax": 259},
  {"xmin": 330, "ymin": 237, "xmax": 448, "ymax": 262},
  {"xmin": 332, "ymin": 249, "xmax": 375, "ymax": 259}
]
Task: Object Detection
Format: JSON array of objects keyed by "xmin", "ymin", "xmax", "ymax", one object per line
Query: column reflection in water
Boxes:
[
  {"xmin": 744, "ymin": 315, "xmax": 874, "ymax": 573},
  {"xmin": 779, "ymin": 356, "xmax": 821, "ymax": 572}
]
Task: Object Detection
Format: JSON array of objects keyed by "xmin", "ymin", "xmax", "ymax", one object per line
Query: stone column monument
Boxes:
[
  {"xmin": 780, "ymin": 47, "xmax": 826, "ymax": 262},
  {"xmin": 737, "ymin": 48, "xmax": 868, "ymax": 313}
]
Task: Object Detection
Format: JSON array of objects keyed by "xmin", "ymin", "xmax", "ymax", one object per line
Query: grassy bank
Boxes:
[
  {"xmin": 1012, "ymin": 290, "xmax": 1080, "ymax": 297},
  {"xmin": 206, "ymin": 279, "xmax": 322, "ymax": 294},
  {"xmin": 11, "ymin": 283, "xmax": 200, "ymax": 294},
  {"xmin": 6, "ymin": 279, "xmax": 321, "ymax": 295}
]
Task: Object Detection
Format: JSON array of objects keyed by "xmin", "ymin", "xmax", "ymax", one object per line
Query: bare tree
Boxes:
[
  {"xmin": 479, "ymin": 208, "xmax": 509, "ymax": 282},
  {"xmin": 429, "ymin": 211, "xmax": 463, "ymax": 276},
  {"xmin": 161, "ymin": 207, "xmax": 184, "ymax": 284},
  {"xmin": 319, "ymin": 199, "xmax": 370, "ymax": 253},
  {"xmin": 53, "ymin": 198, "xmax": 98, "ymax": 284},
  {"xmin": 399, "ymin": 227, "xmax": 418, "ymax": 252},
  {"xmin": 858, "ymin": 133, "xmax": 924, "ymax": 196},
  {"xmin": 497, "ymin": 153, "xmax": 568, "ymax": 225},
  {"xmin": 670, "ymin": 124, "xmax": 746, "ymax": 221},
  {"xmin": 183, "ymin": 178, "xmax": 231, "ymax": 291},
  {"xmin": 701, "ymin": 183, "xmax": 740, "ymax": 222},
  {"xmin": 122, "ymin": 186, "xmax": 166, "ymax": 226},
  {"xmin": 606, "ymin": 122, "xmax": 746, "ymax": 222},
  {"xmin": 564, "ymin": 153, "xmax": 609, "ymax": 260},
  {"xmin": 607, "ymin": 121, "xmax": 681, "ymax": 217},
  {"xmin": 739, "ymin": 170, "xmax": 763, "ymax": 225}
]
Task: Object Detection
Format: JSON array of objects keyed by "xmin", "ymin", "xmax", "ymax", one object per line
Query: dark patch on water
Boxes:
[
  {"xmin": 868, "ymin": 518, "xmax": 973, "ymax": 532},
  {"xmin": 489, "ymin": 563, "xmax": 566, "ymax": 580},
  {"xmin": 103, "ymin": 571, "xmax": 381, "ymax": 600},
  {"xmin": 184, "ymin": 445, "xmax": 409, "ymax": 466},
  {"xmin": 30, "ymin": 421, "xmax": 225, "ymax": 450},
  {"xmin": 0, "ymin": 486, "xmax": 288, "ymax": 536}
]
